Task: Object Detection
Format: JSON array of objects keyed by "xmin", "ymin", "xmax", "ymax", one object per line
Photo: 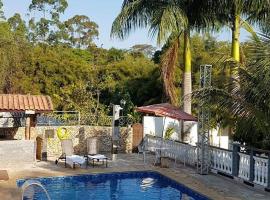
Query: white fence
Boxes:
[
  {"xmin": 142, "ymin": 135, "xmax": 270, "ymax": 189},
  {"xmin": 238, "ymin": 153, "xmax": 250, "ymax": 181},
  {"xmin": 211, "ymin": 147, "xmax": 232, "ymax": 174},
  {"xmin": 254, "ymin": 156, "xmax": 268, "ymax": 187},
  {"xmin": 144, "ymin": 135, "xmax": 197, "ymax": 166}
]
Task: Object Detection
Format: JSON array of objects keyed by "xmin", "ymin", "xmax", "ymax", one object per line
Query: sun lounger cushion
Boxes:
[
  {"xmin": 88, "ymin": 154, "xmax": 107, "ymax": 159},
  {"xmin": 66, "ymin": 155, "xmax": 86, "ymax": 168}
]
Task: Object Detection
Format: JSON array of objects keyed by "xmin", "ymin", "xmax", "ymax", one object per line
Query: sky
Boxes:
[{"xmin": 2, "ymin": 0, "xmax": 252, "ymax": 49}]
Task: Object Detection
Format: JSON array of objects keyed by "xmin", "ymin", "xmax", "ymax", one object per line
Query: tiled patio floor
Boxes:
[{"xmin": 0, "ymin": 153, "xmax": 269, "ymax": 200}]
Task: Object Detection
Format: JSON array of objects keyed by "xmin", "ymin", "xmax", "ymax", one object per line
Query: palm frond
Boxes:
[
  {"xmin": 111, "ymin": 0, "xmax": 152, "ymax": 39},
  {"xmin": 149, "ymin": 3, "xmax": 187, "ymax": 44},
  {"xmin": 161, "ymin": 34, "xmax": 181, "ymax": 106}
]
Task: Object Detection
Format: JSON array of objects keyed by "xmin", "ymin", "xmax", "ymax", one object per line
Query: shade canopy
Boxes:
[
  {"xmin": 0, "ymin": 94, "xmax": 53, "ymax": 113},
  {"xmin": 136, "ymin": 103, "xmax": 197, "ymax": 121}
]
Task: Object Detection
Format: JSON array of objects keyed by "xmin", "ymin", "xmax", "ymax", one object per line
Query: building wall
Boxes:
[
  {"xmin": 143, "ymin": 116, "xmax": 182, "ymax": 141},
  {"xmin": 14, "ymin": 125, "xmax": 133, "ymax": 157},
  {"xmin": 142, "ymin": 116, "xmax": 230, "ymax": 148},
  {"xmin": 183, "ymin": 121, "xmax": 198, "ymax": 146},
  {"xmin": 0, "ymin": 140, "xmax": 36, "ymax": 168},
  {"xmin": 210, "ymin": 126, "xmax": 231, "ymax": 149}
]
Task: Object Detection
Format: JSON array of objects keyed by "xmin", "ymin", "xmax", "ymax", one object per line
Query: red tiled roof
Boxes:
[
  {"xmin": 136, "ymin": 103, "xmax": 197, "ymax": 121},
  {"xmin": 0, "ymin": 94, "xmax": 53, "ymax": 113}
]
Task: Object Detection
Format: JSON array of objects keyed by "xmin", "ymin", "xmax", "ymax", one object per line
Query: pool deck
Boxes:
[{"xmin": 0, "ymin": 153, "xmax": 269, "ymax": 200}]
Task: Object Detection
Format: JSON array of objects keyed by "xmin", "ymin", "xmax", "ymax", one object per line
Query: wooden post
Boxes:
[
  {"xmin": 25, "ymin": 110, "xmax": 36, "ymax": 140},
  {"xmin": 25, "ymin": 116, "xmax": 31, "ymax": 140}
]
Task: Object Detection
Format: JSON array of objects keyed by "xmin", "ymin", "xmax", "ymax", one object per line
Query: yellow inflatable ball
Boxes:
[{"xmin": 56, "ymin": 127, "xmax": 71, "ymax": 140}]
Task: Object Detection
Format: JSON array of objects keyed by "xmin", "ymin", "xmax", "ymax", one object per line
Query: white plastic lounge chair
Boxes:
[
  {"xmin": 87, "ymin": 137, "xmax": 99, "ymax": 155},
  {"xmin": 86, "ymin": 137, "xmax": 108, "ymax": 167},
  {"xmin": 55, "ymin": 139, "xmax": 86, "ymax": 168},
  {"xmin": 88, "ymin": 154, "xmax": 108, "ymax": 167},
  {"xmin": 138, "ymin": 140, "xmax": 150, "ymax": 164}
]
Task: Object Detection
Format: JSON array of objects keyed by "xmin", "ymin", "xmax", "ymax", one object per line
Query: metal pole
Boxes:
[{"xmin": 197, "ymin": 64, "xmax": 212, "ymax": 175}]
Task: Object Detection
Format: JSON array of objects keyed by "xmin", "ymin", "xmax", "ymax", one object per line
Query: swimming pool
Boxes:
[{"xmin": 17, "ymin": 171, "xmax": 210, "ymax": 200}]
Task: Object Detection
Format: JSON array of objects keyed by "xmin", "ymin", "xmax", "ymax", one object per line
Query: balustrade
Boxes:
[{"xmin": 143, "ymin": 135, "xmax": 270, "ymax": 189}]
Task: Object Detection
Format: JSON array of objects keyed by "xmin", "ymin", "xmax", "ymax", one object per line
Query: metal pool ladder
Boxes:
[{"xmin": 21, "ymin": 180, "xmax": 51, "ymax": 200}]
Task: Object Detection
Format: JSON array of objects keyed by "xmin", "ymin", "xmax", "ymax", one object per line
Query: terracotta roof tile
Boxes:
[
  {"xmin": 0, "ymin": 94, "xmax": 53, "ymax": 113},
  {"xmin": 136, "ymin": 103, "xmax": 197, "ymax": 121}
]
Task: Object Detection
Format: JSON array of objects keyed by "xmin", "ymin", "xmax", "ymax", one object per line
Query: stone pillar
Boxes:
[
  {"xmin": 125, "ymin": 126, "xmax": 133, "ymax": 153},
  {"xmin": 112, "ymin": 105, "xmax": 122, "ymax": 159},
  {"xmin": 249, "ymin": 148, "xmax": 255, "ymax": 182},
  {"xmin": 267, "ymin": 155, "xmax": 270, "ymax": 189},
  {"xmin": 232, "ymin": 143, "xmax": 240, "ymax": 176}
]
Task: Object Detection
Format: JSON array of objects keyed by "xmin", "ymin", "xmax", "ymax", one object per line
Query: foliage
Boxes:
[
  {"xmin": 130, "ymin": 44, "xmax": 156, "ymax": 58},
  {"xmin": 0, "ymin": 1, "xmax": 161, "ymax": 119},
  {"xmin": 28, "ymin": 0, "xmax": 68, "ymax": 43},
  {"xmin": 164, "ymin": 127, "xmax": 174, "ymax": 140},
  {"xmin": 1, "ymin": 0, "xmax": 270, "ymax": 149},
  {"xmin": 64, "ymin": 15, "xmax": 99, "ymax": 48},
  {"xmin": 160, "ymin": 35, "xmax": 180, "ymax": 106},
  {"xmin": 195, "ymin": 35, "xmax": 270, "ymax": 149},
  {"xmin": 0, "ymin": 0, "xmax": 4, "ymax": 20},
  {"xmin": 111, "ymin": 0, "xmax": 222, "ymax": 113}
]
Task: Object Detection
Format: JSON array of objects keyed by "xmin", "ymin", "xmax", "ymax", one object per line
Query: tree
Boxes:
[
  {"xmin": 28, "ymin": 0, "xmax": 68, "ymax": 43},
  {"xmin": 0, "ymin": 0, "xmax": 4, "ymax": 20},
  {"xmin": 8, "ymin": 13, "xmax": 27, "ymax": 33},
  {"xmin": 29, "ymin": 0, "xmax": 68, "ymax": 20},
  {"xmin": 195, "ymin": 34, "xmax": 270, "ymax": 149},
  {"xmin": 111, "ymin": 0, "xmax": 218, "ymax": 114},
  {"xmin": 130, "ymin": 44, "xmax": 156, "ymax": 58},
  {"xmin": 213, "ymin": 0, "xmax": 270, "ymax": 63},
  {"xmin": 64, "ymin": 15, "xmax": 99, "ymax": 48}
]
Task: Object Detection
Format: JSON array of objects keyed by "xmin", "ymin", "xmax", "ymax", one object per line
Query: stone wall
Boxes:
[
  {"xmin": 14, "ymin": 125, "xmax": 133, "ymax": 157},
  {"xmin": 0, "ymin": 140, "xmax": 36, "ymax": 167}
]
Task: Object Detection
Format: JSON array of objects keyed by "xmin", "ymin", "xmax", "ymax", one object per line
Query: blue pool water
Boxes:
[{"xmin": 17, "ymin": 171, "xmax": 210, "ymax": 200}]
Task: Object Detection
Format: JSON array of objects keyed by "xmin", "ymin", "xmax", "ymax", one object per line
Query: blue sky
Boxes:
[{"xmin": 3, "ymin": 0, "xmax": 251, "ymax": 49}]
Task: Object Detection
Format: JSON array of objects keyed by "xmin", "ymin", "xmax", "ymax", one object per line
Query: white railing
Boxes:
[
  {"xmin": 238, "ymin": 153, "xmax": 250, "ymax": 181},
  {"xmin": 254, "ymin": 156, "xmax": 268, "ymax": 187},
  {"xmin": 143, "ymin": 135, "xmax": 270, "ymax": 188},
  {"xmin": 211, "ymin": 147, "xmax": 232, "ymax": 174},
  {"xmin": 144, "ymin": 135, "xmax": 197, "ymax": 166}
]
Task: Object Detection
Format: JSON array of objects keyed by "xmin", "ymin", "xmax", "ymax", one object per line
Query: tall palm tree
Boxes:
[
  {"xmin": 111, "ymin": 0, "xmax": 217, "ymax": 114},
  {"xmin": 214, "ymin": 0, "xmax": 270, "ymax": 63},
  {"xmin": 195, "ymin": 34, "xmax": 270, "ymax": 149}
]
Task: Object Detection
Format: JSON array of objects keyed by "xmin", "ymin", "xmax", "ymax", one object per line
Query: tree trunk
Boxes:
[
  {"xmin": 231, "ymin": 14, "xmax": 240, "ymax": 63},
  {"xmin": 229, "ymin": 13, "xmax": 241, "ymax": 141},
  {"xmin": 183, "ymin": 29, "xmax": 192, "ymax": 114}
]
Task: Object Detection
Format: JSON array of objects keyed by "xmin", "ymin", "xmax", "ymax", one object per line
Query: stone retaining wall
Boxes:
[{"xmin": 14, "ymin": 126, "xmax": 133, "ymax": 157}]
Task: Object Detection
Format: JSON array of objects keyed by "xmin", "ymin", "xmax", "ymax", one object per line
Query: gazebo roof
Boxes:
[
  {"xmin": 136, "ymin": 103, "xmax": 197, "ymax": 121},
  {"xmin": 0, "ymin": 94, "xmax": 53, "ymax": 113}
]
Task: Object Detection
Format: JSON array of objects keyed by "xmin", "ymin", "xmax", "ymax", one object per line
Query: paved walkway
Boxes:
[{"xmin": 0, "ymin": 153, "xmax": 269, "ymax": 200}]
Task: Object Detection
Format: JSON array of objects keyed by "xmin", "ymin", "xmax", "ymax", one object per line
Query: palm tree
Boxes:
[
  {"xmin": 111, "ymin": 0, "xmax": 218, "ymax": 114},
  {"xmin": 195, "ymin": 34, "xmax": 270, "ymax": 149},
  {"xmin": 213, "ymin": 0, "xmax": 270, "ymax": 63}
]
